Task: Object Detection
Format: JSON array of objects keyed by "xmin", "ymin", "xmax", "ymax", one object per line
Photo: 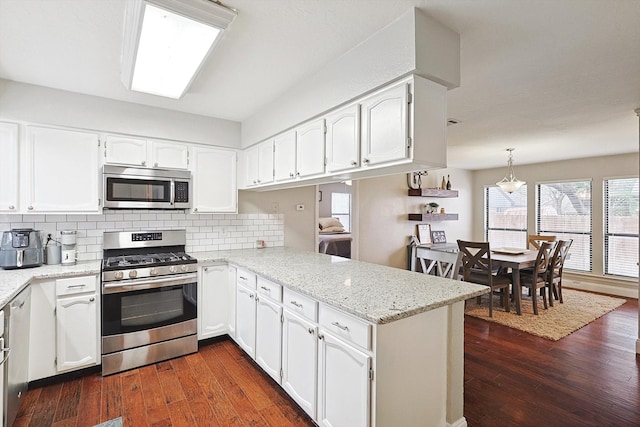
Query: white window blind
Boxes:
[
  {"xmin": 604, "ymin": 178, "xmax": 639, "ymax": 278},
  {"xmin": 536, "ymin": 180, "xmax": 592, "ymax": 272},
  {"xmin": 485, "ymin": 185, "xmax": 527, "ymax": 248},
  {"xmin": 331, "ymin": 192, "xmax": 351, "ymax": 232}
]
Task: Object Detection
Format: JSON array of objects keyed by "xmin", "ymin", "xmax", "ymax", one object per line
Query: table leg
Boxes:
[{"xmin": 512, "ymin": 267, "xmax": 522, "ymax": 315}]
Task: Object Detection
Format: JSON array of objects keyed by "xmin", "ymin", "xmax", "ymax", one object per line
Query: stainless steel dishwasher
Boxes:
[{"xmin": 3, "ymin": 286, "xmax": 31, "ymax": 427}]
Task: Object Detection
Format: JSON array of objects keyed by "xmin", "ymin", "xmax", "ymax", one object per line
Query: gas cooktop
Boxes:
[{"xmin": 103, "ymin": 252, "xmax": 196, "ymax": 270}]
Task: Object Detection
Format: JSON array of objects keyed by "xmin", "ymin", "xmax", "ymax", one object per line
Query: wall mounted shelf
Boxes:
[
  {"xmin": 408, "ymin": 189, "xmax": 458, "ymax": 197},
  {"xmin": 408, "ymin": 213, "xmax": 459, "ymax": 221}
]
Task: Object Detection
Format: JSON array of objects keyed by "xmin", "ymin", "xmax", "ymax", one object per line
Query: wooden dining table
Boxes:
[{"xmin": 490, "ymin": 250, "xmax": 539, "ymax": 315}]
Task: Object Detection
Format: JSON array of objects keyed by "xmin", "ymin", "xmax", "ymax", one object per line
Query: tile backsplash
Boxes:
[{"xmin": 0, "ymin": 211, "xmax": 285, "ymax": 261}]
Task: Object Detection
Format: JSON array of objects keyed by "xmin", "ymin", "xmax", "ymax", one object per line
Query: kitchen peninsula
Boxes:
[{"xmin": 0, "ymin": 247, "xmax": 488, "ymax": 427}]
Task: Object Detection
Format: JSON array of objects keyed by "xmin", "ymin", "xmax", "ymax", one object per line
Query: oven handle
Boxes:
[{"xmin": 102, "ymin": 273, "xmax": 197, "ymax": 294}]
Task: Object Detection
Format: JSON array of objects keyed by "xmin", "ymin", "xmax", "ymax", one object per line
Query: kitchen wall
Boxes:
[
  {"xmin": 0, "ymin": 211, "xmax": 284, "ymax": 262},
  {"xmin": 471, "ymin": 152, "xmax": 639, "ymax": 297}
]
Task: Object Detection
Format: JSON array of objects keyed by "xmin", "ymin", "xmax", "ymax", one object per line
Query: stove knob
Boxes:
[
  {"xmin": 181, "ymin": 265, "xmax": 188, "ymax": 272},
  {"xmin": 150, "ymin": 268, "xmax": 158, "ymax": 276},
  {"xmin": 114, "ymin": 271, "xmax": 124, "ymax": 280},
  {"xmin": 169, "ymin": 266, "xmax": 177, "ymax": 273},
  {"xmin": 129, "ymin": 270, "xmax": 138, "ymax": 279}
]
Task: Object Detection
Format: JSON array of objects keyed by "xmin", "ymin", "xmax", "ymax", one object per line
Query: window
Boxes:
[
  {"xmin": 331, "ymin": 192, "xmax": 351, "ymax": 232},
  {"xmin": 536, "ymin": 180, "xmax": 592, "ymax": 272},
  {"xmin": 485, "ymin": 185, "xmax": 527, "ymax": 248},
  {"xmin": 604, "ymin": 178, "xmax": 639, "ymax": 278}
]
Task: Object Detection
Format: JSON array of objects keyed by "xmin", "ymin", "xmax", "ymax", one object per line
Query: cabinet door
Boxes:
[
  {"xmin": 151, "ymin": 140, "xmax": 189, "ymax": 169},
  {"xmin": 282, "ymin": 310, "xmax": 318, "ymax": 419},
  {"xmin": 361, "ymin": 83, "xmax": 409, "ymax": 166},
  {"xmin": 255, "ymin": 296, "xmax": 283, "ymax": 383},
  {"xmin": 236, "ymin": 283, "xmax": 257, "ymax": 358},
  {"xmin": 245, "ymin": 145, "xmax": 260, "ymax": 186},
  {"xmin": 296, "ymin": 119, "xmax": 325, "ymax": 178},
  {"xmin": 325, "ymin": 105, "xmax": 360, "ymax": 173},
  {"xmin": 56, "ymin": 293, "xmax": 98, "ymax": 372},
  {"xmin": 274, "ymin": 131, "xmax": 296, "ymax": 181},
  {"xmin": 318, "ymin": 331, "xmax": 371, "ymax": 427},
  {"xmin": 104, "ymin": 134, "xmax": 148, "ymax": 167},
  {"xmin": 198, "ymin": 265, "xmax": 230, "ymax": 340},
  {"xmin": 257, "ymin": 140, "xmax": 274, "ymax": 185},
  {"xmin": 28, "ymin": 281, "xmax": 56, "ymax": 381},
  {"xmin": 228, "ymin": 265, "xmax": 237, "ymax": 338},
  {"xmin": 24, "ymin": 126, "xmax": 100, "ymax": 213},
  {"xmin": 0, "ymin": 122, "xmax": 19, "ymax": 213},
  {"xmin": 191, "ymin": 146, "xmax": 237, "ymax": 213}
]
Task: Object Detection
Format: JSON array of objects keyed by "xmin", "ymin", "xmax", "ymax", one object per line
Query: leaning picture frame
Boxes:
[
  {"xmin": 417, "ymin": 224, "xmax": 432, "ymax": 245},
  {"xmin": 431, "ymin": 230, "xmax": 447, "ymax": 244}
]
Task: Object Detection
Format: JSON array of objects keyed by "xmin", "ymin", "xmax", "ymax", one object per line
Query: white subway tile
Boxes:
[
  {"xmin": 77, "ymin": 222, "xmax": 97, "ymax": 230},
  {"xmin": 98, "ymin": 221, "xmax": 116, "ymax": 230},
  {"xmin": 140, "ymin": 213, "xmax": 157, "ymax": 220},
  {"xmin": 0, "ymin": 214, "xmax": 21, "ymax": 223},
  {"xmin": 149, "ymin": 220, "xmax": 164, "ymax": 227},
  {"xmin": 11, "ymin": 222, "xmax": 35, "ymax": 229},
  {"xmin": 172, "ymin": 213, "xmax": 186, "ymax": 220},
  {"xmin": 156, "ymin": 213, "xmax": 173, "ymax": 220},
  {"xmin": 123, "ymin": 214, "xmax": 141, "ymax": 221},
  {"xmin": 45, "ymin": 214, "xmax": 67, "ymax": 222},
  {"xmin": 105, "ymin": 213, "xmax": 124, "ymax": 222},
  {"xmin": 66, "ymin": 214, "xmax": 87, "ymax": 221},
  {"xmin": 132, "ymin": 221, "xmax": 149, "ymax": 228}
]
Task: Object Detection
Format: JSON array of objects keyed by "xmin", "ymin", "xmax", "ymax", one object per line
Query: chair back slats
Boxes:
[
  {"xmin": 457, "ymin": 240, "xmax": 492, "ymax": 283},
  {"xmin": 533, "ymin": 241, "xmax": 554, "ymax": 280},
  {"xmin": 549, "ymin": 239, "xmax": 572, "ymax": 277},
  {"xmin": 528, "ymin": 234, "xmax": 556, "ymax": 250}
]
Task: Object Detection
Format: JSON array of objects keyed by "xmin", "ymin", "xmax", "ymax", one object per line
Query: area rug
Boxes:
[
  {"xmin": 464, "ymin": 289, "xmax": 626, "ymax": 341},
  {"xmin": 94, "ymin": 418, "xmax": 122, "ymax": 427}
]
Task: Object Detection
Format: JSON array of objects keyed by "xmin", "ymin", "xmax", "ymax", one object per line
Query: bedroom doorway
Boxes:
[{"xmin": 317, "ymin": 181, "xmax": 358, "ymax": 259}]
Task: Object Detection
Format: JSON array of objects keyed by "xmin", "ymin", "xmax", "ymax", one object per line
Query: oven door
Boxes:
[{"xmin": 102, "ymin": 273, "xmax": 197, "ymax": 339}]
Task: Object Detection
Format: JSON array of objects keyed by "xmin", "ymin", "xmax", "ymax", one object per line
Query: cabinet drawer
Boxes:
[
  {"xmin": 283, "ymin": 288, "xmax": 317, "ymax": 322},
  {"xmin": 319, "ymin": 304, "xmax": 371, "ymax": 351},
  {"xmin": 56, "ymin": 276, "xmax": 97, "ymax": 297},
  {"xmin": 236, "ymin": 268, "xmax": 256, "ymax": 290},
  {"xmin": 257, "ymin": 277, "xmax": 282, "ymax": 302}
]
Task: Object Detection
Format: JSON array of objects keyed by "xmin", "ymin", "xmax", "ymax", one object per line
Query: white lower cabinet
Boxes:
[
  {"xmin": 282, "ymin": 309, "xmax": 318, "ymax": 419},
  {"xmin": 227, "ymin": 265, "xmax": 237, "ymax": 338},
  {"xmin": 235, "ymin": 282, "xmax": 257, "ymax": 358},
  {"xmin": 255, "ymin": 293, "xmax": 282, "ymax": 383},
  {"xmin": 198, "ymin": 264, "xmax": 230, "ymax": 340},
  {"xmin": 317, "ymin": 331, "xmax": 371, "ymax": 427},
  {"xmin": 29, "ymin": 275, "xmax": 100, "ymax": 380}
]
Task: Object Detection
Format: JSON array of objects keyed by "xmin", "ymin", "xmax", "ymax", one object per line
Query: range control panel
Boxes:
[{"xmin": 132, "ymin": 232, "xmax": 163, "ymax": 242}]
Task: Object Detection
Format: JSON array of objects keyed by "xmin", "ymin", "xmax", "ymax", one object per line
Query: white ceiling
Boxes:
[{"xmin": 0, "ymin": 0, "xmax": 638, "ymax": 170}]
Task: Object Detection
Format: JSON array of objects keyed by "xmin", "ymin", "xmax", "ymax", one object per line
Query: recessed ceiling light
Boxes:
[{"xmin": 121, "ymin": 0, "xmax": 236, "ymax": 99}]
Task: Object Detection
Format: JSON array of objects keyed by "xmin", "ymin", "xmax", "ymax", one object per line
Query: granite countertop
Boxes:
[
  {"xmin": 0, "ymin": 247, "xmax": 489, "ymax": 325},
  {"xmin": 193, "ymin": 247, "xmax": 489, "ymax": 324}
]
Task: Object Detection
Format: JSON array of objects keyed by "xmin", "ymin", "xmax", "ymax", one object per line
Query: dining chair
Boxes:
[
  {"xmin": 527, "ymin": 234, "xmax": 556, "ymax": 250},
  {"xmin": 519, "ymin": 241, "xmax": 554, "ymax": 315},
  {"xmin": 547, "ymin": 239, "xmax": 573, "ymax": 305},
  {"xmin": 457, "ymin": 240, "xmax": 512, "ymax": 317}
]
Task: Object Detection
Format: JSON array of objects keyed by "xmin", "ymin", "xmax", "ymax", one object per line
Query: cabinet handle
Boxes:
[
  {"xmin": 249, "ymin": 293, "xmax": 255, "ymax": 299},
  {"xmin": 296, "ymin": 172, "xmax": 301, "ymax": 177},
  {"xmin": 290, "ymin": 300, "xmax": 303, "ymax": 308},
  {"xmin": 8, "ymin": 205, "xmax": 14, "ymax": 210},
  {"xmin": 350, "ymin": 161, "xmax": 357, "ymax": 166},
  {"xmin": 141, "ymin": 160, "xmax": 146, "ymax": 166},
  {"xmin": 308, "ymin": 328, "xmax": 315, "ymax": 335},
  {"xmin": 204, "ymin": 267, "xmax": 208, "ymax": 272},
  {"xmin": 89, "ymin": 297, "xmax": 95, "ymax": 302},
  {"xmin": 66, "ymin": 284, "xmax": 86, "ymax": 289},
  {"xmin": 289, "ymin": 172, "xmax": 294, "ymax": 178},
  {"xmin": 194, "ymin": 208, "xmax": 198, "ymax": 212},
  {"xmin": 260, "ymin": 286, "xmax": 271, "ymax": 292},
  {"xmin": 239, "ymin": 276, "xmax": 247, "ymax": 281},
  {"xmin": 331, "ymin": 321, "xmax": 349, "ymax": 331},
  {"xmin": 363, "ymin": 158, "xmax": 369, "ymax": 164},
  {"xmin": 28, "ymin": 206, "xmax": 34, "ymax": 210},
  {"xmin": 318, "ymin": 334, "xmax": 324, "ymax": 340}
]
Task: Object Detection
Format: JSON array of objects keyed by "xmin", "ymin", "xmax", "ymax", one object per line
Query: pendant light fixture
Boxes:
[{"xmin": 496, "ymin": 148, "xmax": 525, "ymax": 193}]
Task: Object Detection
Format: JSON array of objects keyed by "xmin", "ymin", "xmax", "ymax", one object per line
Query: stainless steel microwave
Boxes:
[{"xmin": 102, "ymin": 165, "xmax": 191, "ymax": 210}]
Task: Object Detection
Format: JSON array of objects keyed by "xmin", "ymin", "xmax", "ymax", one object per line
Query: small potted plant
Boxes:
[{"xmin": 426, "ymin": 202, "xmax": 439, "ymax": 214}]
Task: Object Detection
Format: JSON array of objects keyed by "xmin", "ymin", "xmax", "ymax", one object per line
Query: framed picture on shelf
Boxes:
[
  {"xmin": 431, "ymin": 230, "xmax": 447, "ymax": 244},
  {"xmin": 417, "ymin": 224, "xmax": 432, "ymax": 245}
]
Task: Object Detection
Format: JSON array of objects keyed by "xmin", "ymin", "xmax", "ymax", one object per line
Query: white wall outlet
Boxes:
[
  {"xmin": 272, "ymin": 202, "xmax": 279, "ymax": 213},
  {"xmin": 296, "ymin": 204, "xmax": 305, "ymax": 211}
]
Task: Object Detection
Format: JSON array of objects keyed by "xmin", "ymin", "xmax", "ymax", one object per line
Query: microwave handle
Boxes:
[{"xmin": 170, "ymin": 179, "xmax": 175, "ymax": 206}]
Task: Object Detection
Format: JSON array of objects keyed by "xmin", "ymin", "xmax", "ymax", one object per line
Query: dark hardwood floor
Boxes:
[{"xmin": 15, "ymin": 296, "xmax": 639, "ymax": 427}]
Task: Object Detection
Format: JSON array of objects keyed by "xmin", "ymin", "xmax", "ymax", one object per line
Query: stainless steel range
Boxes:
[{"xmin": 101, "ymin": 230, "xmax": 197, "ymax": 376}]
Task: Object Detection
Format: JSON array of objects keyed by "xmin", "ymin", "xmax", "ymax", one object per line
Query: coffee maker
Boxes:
[{"xmin": 60, "ymin": 230, "xmax": 77, "ymax": 265}]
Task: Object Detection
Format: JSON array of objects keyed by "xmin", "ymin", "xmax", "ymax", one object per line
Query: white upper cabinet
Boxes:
[
  {"xmin": 104, "ymin": 135, "xmax": 147, "ymax": 166},
  {"xmin": 190, "ymin": 146, "xmax": 237, "ymax": 213},
  {"xmin": 273, "ymin": 131, "xmax": 296, "ymax": 181},
  {"xmin": 0, "ymin": 122, "xmax": 19, "ymax": 213},
  {"xmin": 295, "ymin": 119, "xmax": 326, "ymax": 178},
  {"xmin": 150, "ymin": 140, "xmax": 189, "ymax": 169},
  {"xmin": 245, "ymin": 140, "xmax": 274, "ymax": 187},
  {"xmin": 104, "ymin": 134, "xmax": 189, "ymax": 170},
  {"xmin": 325, "ymin": 104, "xmax": 360, "ymax": 173},
  {"xmin": 360, "ymin": 81, "xmax": 409, "ymax": 167},
  {"xmin": 23, "ymin": 126, "xmax": 100, "ymax": 213}
]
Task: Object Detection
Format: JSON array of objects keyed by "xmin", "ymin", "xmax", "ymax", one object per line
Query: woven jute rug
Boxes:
[{"xmin": 464, "ymin": 288, "xmax": 626, "ymax": 341}]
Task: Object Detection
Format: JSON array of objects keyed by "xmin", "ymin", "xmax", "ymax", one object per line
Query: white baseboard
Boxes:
[
  {"xmin": 447, "ymin": 417, "xmax": 467, "ymax": 427},
  {"xmin": 562, "ymin": 273, "xmax": 638, "ymax": 299}
]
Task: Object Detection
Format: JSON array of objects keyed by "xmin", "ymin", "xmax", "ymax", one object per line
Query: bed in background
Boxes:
[{"xmin": 318, "ymin": 217, "xmax": 352, "ymax": 259}]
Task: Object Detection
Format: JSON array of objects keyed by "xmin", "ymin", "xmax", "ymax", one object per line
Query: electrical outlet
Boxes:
[
  {"xmin": 296, "ymin": 204, "xmax": 305, "ymax": 211},
  {"xmin": 272, "ymin": 202, "xmax": 279, "ymax": 213}
]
